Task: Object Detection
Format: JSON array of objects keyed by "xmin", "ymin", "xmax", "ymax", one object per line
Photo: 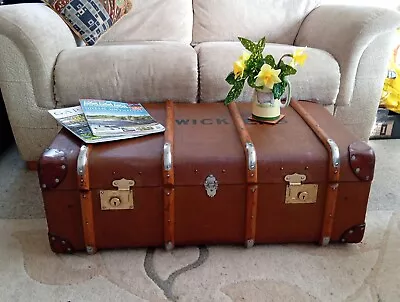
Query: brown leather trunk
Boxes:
[{"xmin": 38, "ymin": 100, "xmax": 375, "ymax": 254}]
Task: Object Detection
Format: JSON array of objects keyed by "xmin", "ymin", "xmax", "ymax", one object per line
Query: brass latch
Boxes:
[
  {"xmin": 100, "ymin": 178, "xmax": 135, "ymax": 210},
  {"xmin": 284, "ymin": 173, "xmax": 318, "ymax": 204}
]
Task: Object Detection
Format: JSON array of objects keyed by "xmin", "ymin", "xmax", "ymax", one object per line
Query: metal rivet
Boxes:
[
  {"xmin": 305, "ymin": 166, "xmax": 309, "ymax": 170},
  {"xmin": 334, "ymin": 170, "xmax": 338, "ymax": 174},
  {"xmin": 79, "ymin": 169, "xmax": 83, "ymax": 174},
  {"xmin": 280, "ymin": 167, "xmax": 284, "ymax": 170},
  {"xmin": 86, "ymin": 221, "xmax": 89, "ymax": 225},
  {"xmin": 166, "ymin": 192, "xmax": 170, "ymax": 196},
  {"xmin": 351, "ymin": 155, "xmax": 356, "ymax": 161},
  {"xmin": 60, "ymin": 157, "xmax": 65, "ymax": 161},
  {"xmin": 167, "ymin": 174, "xmax": 170, "ymax": 178},
  {"xmin": 67, "ymin": 248, "xmax": 72, "ymax": 252},
  {"xmin": 61, "ymin": 165, "xmax": 66, "ymax": 170},
  {"xmin": 341, "ymin": 238, "xmax": 346, "ymax": 242},
  {"xmin": 168, "ymin": 219, "xmax": 171, "ymax": 223},
  {"xmin": 100, "ymin": 191, "xmax": 104, "ymax": 195},
  {"xmin": 194, "ymin": 169, "xmax": 198, "ymax": 173},
  {"xmin": 349, "ymin": 230, "xmax": 354, "ymax": 234},
  {"xmin": 138, "ymin": 172, "xmax": 142, "ymax": 175},
  {"xmin": 355, "ymin": 168, "xmax": 360, "ymax": 174},
  {"xmin": 80, "ymin": 179, "xmax": 84, "ymax": 183},
  {"xmin": 42, "ymin": 184, "xmax": 47, "ymax": 189},
  {"xmin": 250, "ymin": 173, "xmax": 254, "ymax": 177},
  {"xmin": 55, "ymin": 178, "xmax": 60, "ymax": 183},
  {"xmin": 222, "ymin": 169, "xmax": 226, "ymax": 173},
  {"xmin": 251, "ymin": 188, "xmax": 256, "ymax": 193},
  {"xmin": 51, "ymin": 237, "xmax": 56, "ymax": 241},
  {"xmin": 61, "ymin": 240, "xmax": 66, "ymax": 245},
  {"xmin": 251, "ymin": 215, "xmax": 254, "ymax": 219}
]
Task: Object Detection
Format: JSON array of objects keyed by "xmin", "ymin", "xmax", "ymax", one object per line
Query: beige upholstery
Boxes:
[
  {"xmin": 335, "ymin": 33, "xmax": 396, "ymax": 141},
  {"xmin": 55, "ymin": 42, "xmax": 198, "ymax": 107},
  {"xmin": 192, "ymin": 0, "xmax": 321, "ymax": 44},
  {"xmin": 97, "ymin": 0, "xmax": 193, "ymax": 45},
  {"xmin": 295, "ymin": 5, "xmax": 400, "ymax": 107},
  {"xmin": 0, "ymin": 2, "xmax": 400, "ymax": 161},
  {"xmin": 196, "ymin": 42, "xmax": 340, "ymax": 105},
  {"xmin": 0, "ymin": 3, "xmax": 76, "ymax": 161}
]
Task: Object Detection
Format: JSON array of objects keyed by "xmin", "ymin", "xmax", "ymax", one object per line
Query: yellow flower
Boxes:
[
  {"xmin": 239, "ymin": 51, "xmax": 250, "ymax": 62},
  {"xmin": 291, "ymin": 48, "xmax": 307, "ymax": 66},
  {"xmin": 255, "ymin": 64, "xmax": 281, "ymax": 89},
  {"xmin": 233, "ymin": 51, "xmax": 250, "ymax": 79}
]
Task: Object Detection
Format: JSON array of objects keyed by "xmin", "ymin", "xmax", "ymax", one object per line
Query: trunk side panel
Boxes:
[
  {"xmin": 175, "ymin": 185, "xmax": 246, "ymax": 245},
  {"xmin": 331, "ymin": 182, "xmax": 371, "ymax": 242},
  {"xmin": 256, "ymin": 184, "xmax": 326, "ymax": 243},
  {"xmin": 43, "ymin": 191, "xmax": 85, "ymax": 251},
  {"xmin": 93, "ymin": 188, "xmax": 164, "ymax": 248}
]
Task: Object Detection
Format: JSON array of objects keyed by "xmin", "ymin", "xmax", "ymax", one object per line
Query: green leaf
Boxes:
[
  {"xmin": 264, "ymin": 55, "xmax": 276, "ymax": 68},
  {"xmin": 277, "ymin": 61, "xmax": 297, "ymax": 78},
  {"xmin": 247, "ymin": 75, "xmax": 263, "ymax": 89},
  {"xmin": 246, "ymin": 53, "xmax": 264, "ymax": 76},
  {"xmin": 224, "ymin": 79, "xmax": 245, "ymax": 105},
  {"xmin": 225, "ymin": 72, "xmax": 236, "ymax": 85},
  {"xmin": 238, "ymin": 37, "xmax": 257, "ymax": 53},
  {"xmin": 272, "ymin": 82, "xmax": 287, "ymax": 100},
  {"xmin": 256, "ymin": 37, "xmax": 266, "ymax": 54}
]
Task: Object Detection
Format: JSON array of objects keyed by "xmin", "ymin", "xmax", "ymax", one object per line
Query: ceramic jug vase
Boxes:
[{"xmin": 251, "ymin": 80, "xmax": 292, "ymax": 121}]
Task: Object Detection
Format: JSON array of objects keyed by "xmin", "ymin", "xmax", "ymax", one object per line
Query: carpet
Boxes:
[{"xmin": 0, "ymin": 140, "xmax": 399, "ymax": 302}]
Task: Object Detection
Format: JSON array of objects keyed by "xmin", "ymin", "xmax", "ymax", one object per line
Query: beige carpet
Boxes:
[{"xmin": 0, "ymin": 140, "xmax": 399, "ymax": 302}]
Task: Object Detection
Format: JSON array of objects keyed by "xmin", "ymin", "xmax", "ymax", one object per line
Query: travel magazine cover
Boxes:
[
  {"xmin": 80, "ymin": 99, "xmax": 165, "ymax": 137},
  {"xmin": 48, "ymin": 105, "xmax": 157, "ymax": 143}
]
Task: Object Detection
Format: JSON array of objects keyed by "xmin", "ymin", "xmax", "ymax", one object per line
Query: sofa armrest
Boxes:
[
  {"xmin": 295, "ymin": 5, "xmax": 400, "ymax": 106},
  {"xmin": 0, "ymin": 3, "xmax": 77, "ymax": 108}
]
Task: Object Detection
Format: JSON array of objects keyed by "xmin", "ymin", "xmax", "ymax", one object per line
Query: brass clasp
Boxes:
[
  {"xmin": 284, "ymin": 173, "xmax": 318, "ymax": 204},
  {"xmin": 100, "ymin": 178, "xmax": 135, "ymax": 210}
]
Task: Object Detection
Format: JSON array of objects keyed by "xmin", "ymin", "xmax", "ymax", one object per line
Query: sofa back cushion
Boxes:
[
  {"xmin": 96, "ymin": 0, "xmax": 193, "ymax": 44},
  {"xmin": 192, "ymin": 0, "xmax": 321, "ymax": 45}
]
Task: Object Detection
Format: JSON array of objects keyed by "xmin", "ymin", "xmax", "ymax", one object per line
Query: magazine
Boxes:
[
  {"xmin": 48, "ymin": 106, "xmax": 149, "ymax": 144},
  {"xmin": 80, "ymin": 99, "xmax": 165, "ymax": 137}
]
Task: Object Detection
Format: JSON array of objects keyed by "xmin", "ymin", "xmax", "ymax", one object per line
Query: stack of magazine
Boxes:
[{"xmin": 48, "ymin": 99, "xmax": 165, "ymax": 143}]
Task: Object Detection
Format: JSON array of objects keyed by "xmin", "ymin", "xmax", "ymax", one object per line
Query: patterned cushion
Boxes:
[{"xmin": 43, "ymin": 0, "xmax": 132, "ymax": 45}]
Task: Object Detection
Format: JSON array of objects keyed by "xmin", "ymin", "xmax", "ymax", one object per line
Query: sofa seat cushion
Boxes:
[
  {"xmin": 196, "ymin": 42, "xmax": 340, "ymax": 105},
  {"xmin": 96, "ymin": 0, "xmax": 193, "ymax": 45},
  {"xmin": 193, "ymin": 0, "xmax": 320, "ymax": 45},
  {"xmin": 54, "ymin": 42, "xmax": 198, "ymax": 107}
]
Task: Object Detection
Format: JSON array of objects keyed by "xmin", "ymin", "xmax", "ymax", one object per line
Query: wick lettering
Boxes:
[{"xmin": 175, "ymin": 118, "xmax": 231, "ymax": 125}]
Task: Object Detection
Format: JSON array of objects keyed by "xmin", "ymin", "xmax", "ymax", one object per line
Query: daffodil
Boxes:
[
  {"xmin": 255, "ymin": 64, "xmax": 281, "ymax": 89},
  {"xmin": 291, "ymin": 48, "xmax": 307, "ymax": 66},
  {"xmin": 233, "ymin": 51, "xmax": 251, "ymax": 79}
]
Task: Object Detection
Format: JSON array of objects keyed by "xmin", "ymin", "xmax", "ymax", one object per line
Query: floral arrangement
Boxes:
[
  {"xmin": 224, "ymin": 37, "xmax": 307, "ymax": 105},
  {"xmin": 380, "ymin": 35, "xmax": 400, "ymax": 114}
]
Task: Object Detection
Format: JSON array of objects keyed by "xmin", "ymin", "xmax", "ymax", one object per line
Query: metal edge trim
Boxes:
[
  {"xmin": 163, "ymin": 142, "xmax": 172, "ymax": 171},
  {"xmin": 327, "ymin": 139, "xmax": 340, "ymax": 168},
  {"xmin": 322, "ymin": 236, "xmax": 330, "ymax": 246},
  {"xmin": 165, "ymin": 241, "xmax": 174, "ymax": 251},
  {"xmin": 245, "ymin": 142, "xmax": 257, "ymax": 171},
  {"xmin": 245, "ymin": 239, "xmax": 255, "ymax": 248},
  {"xmin": 77, "ymin": 145, "xmax": 89, "ymax": 176}
]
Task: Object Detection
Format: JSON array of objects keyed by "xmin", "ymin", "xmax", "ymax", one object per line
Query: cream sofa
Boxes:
[{"xmin": 0, "ymin": 0, "xmax": 400, "ymax": 162}]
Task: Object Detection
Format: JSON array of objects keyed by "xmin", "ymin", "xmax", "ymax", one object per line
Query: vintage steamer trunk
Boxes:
[{"xmin": 38, "ymin": 100, "xmax": 375, "ymax": 254}]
